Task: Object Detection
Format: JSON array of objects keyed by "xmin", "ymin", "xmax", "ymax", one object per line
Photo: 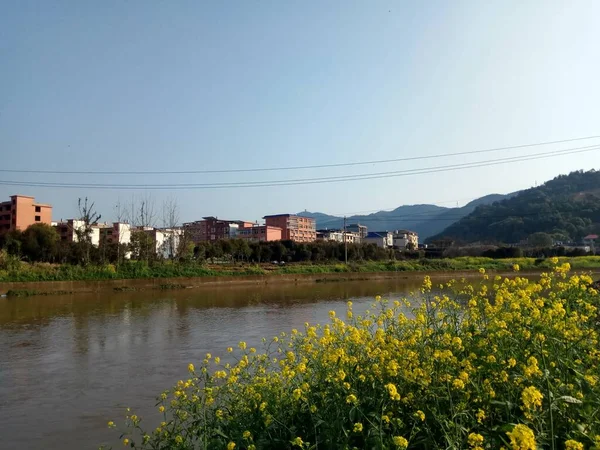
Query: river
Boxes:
[{"xmin": 0, "ymin": 276, "xmax": 437, "ymax": 449}]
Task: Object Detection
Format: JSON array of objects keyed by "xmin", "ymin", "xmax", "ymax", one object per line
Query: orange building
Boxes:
[
  {"xmin": 0, "ymin": 195, "xmax": 52, "ymax": 233},
  {"xmin": 238, "ymin": 225, "xmax": 282, "ymax": 242},
  {"xmin": 263, "ymin": 214, "xmax": 316, "ymax": 242}
]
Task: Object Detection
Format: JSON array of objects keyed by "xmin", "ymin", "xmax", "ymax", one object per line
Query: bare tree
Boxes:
[
  {"xmin": 161, "ymin": 196, "xmax": 181, "ymax": 259},
  {"xmin": 138, "ymin": 193, "xmax": 157, "ymax": 229},
  {"xmin": 76, "ymin": 197, "xmax": 101, "ymax": 265}
]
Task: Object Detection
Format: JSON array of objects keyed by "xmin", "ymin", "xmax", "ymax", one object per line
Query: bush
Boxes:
[{"xmin": 107, "ymin": 262, "xmax": 600, "ymax": 449}]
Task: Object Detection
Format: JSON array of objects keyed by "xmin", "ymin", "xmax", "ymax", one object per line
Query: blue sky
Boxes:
[{"xmin": 1, "ymin": 1, "xmax": 600, "ymax": 224}]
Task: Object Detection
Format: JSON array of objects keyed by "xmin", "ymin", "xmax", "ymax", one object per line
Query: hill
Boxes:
[
  {"xmin": 299, "ymin": 193, "xmax": 512, "ymax": 240},
  {"xmin": 427, "ymin": 170, "xmax": 600, "ymax": 244}
]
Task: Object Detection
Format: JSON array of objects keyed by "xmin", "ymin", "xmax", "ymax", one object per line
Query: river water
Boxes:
[{"xmin": 0, "ymin": 277, "xmax": 433, "ymax": 449}]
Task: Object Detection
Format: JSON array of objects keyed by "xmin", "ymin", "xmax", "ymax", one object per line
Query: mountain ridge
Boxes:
[{"xmin": 298, "ymin": 192, "xmax": 514, "ymax": 240}]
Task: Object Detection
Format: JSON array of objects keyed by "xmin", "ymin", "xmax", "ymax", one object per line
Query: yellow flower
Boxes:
[
  {"xmin": 214, "ymin": 356, "xmax": 220, "ymax": 364},
  {"xmin": 227, "ymin": 442, "xmax": 236, "ymax": 450},
  {"xmin": 291, "ymin": 437, "xmax": 304, "ymax": 447},
  {"xmin": 107, "ymin": 421, "xmax": 115, "ymax": 428},
  {"xmin": 452, "ymin": 378, "xmax": 465, "ymax": 390},
  {"xmin": 238, "ymin": 341, "xmax": 247, "ymax": 350},
  {"xmin": 353, "ymin": 422, "xmax": 363, "ymax": 433},
  {"xmin": 243, "ymin": 430, "xmax": 252, "ymax": 439},
  {"xmin": 292, "ymin": 388, "xmax": 302, "ymax": 401},
  {"xmin": 521, "ymin": 386, "xmax": 543, "ymax": 410},
  {"xmin": 564, "ymin": 440, "xmax": 584, "ymax": 450},
  {"xmin": 476, "ymin": 409, "xmax": 486, "ymax": 423},
  {"xmin": 346, "ymin": 394, "xmax": 358, "ymax": 404},
  {"xmin": 187, "ymin": 363, "xmax": 195, "ymax": 372},
  {"xmin": 506, "ymin": 424, "xmax": 536, "ymax": 450},
  {"xmin": 385, "ymin": 383, "xmax": 401, "ymax": 400},
  {"xmin": 513, "ymin": 263, "xmax": 520, "ymax": 272},
  {"xmin": 468, "ymin": 433, "xmax": 484, "ymax": 447},
  {"xmin": 415, "ymin": 410, "xmax": 425, "ymax": 421},
  {"xmin": 123, "ymin": 438, "xmax": 129, "ymax": 446},
  {"xmin": 479, "ymin": 268, "xmax": 486, "ymax": 274},
  {"xmin": 248, "ymin": 446, "xmax": 256, "ymax": 450},
  {"xmin": 175, "ymin": 435, "xmax": 183, "ymax": 444},
  {"xmin": 227, "ymin": 347, "xmax": 233, "ymax": 353},
  {"xmin": 393, "ymin": 436, "xmax": 408, "ymax": 448}
]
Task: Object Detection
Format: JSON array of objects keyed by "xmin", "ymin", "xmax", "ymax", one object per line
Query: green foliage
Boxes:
[
  {"xmin": 21, "ymin": 223, "xmax": 60, "ymax": 262},
  {"xmin": 429, "ymin": 170, "xmax": 600, "ymax": 244},
  {"xmin": 106, "ymin": 266, "xmax": 600, "ymax": 450}
]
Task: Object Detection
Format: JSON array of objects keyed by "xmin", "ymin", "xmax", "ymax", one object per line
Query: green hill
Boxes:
[{"xmin": 427, "ymin": 170, "xmax": 600, "ymax": 244}]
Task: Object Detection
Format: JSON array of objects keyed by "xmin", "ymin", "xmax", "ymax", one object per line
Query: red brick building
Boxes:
[{"xmin": 183, "ymin": 217, "xmax": 254, "ymax": 243}]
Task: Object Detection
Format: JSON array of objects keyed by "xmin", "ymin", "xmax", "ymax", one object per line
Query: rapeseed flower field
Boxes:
[{"xmin": 108, "ymin": 260, "xmax": 600, "ymax": 449}]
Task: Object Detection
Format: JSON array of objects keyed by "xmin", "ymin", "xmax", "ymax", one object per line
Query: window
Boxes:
[
  {"xmin": 35, "ymin": 216, "xmax": 41, "ymax": 222},
  {"xmin": 35, "ymin": 206, "xmax": 41, "ymax": 213}
]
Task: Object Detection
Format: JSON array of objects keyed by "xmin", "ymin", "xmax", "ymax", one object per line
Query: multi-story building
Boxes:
[
  {"xmin": 53, "ymin": 219, "xmax": 101, "ymax": 246},
  {"xmin": 183, "ymin": 217, "xmax": 254, "ymax": 243},
  {"xmin": 364, "ymin": 231, "xmax": 394, "ymax": 248},
  {"xmin": 0, "ymin": 195, "xmax": 52, "ymax": 233},
  {"xmin": 99, "ymin": 222, "xmax": 132, "ymax": 246},
  {"xmin": 263, "ymin": 214, "xmax": 316, "ymax": 242},
  {"xmin": 393, "ymin": 229, "xmax": 419, "ymax": 249},
  {"xmin": 141, "ymin": 227, "xmax": 184, "ymax": 259},
  {"xmin": 238, "ymin": 225, "xmax": 283, "ymax": 242},
  {"xmin": 347, "ymin": 223, "xmax": 368, "ymax": 241},
  {"xmin": 316, "ymin": 229, "xmax": 361, "ymax": 244}
]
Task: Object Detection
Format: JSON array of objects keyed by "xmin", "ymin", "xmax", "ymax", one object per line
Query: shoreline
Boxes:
[{"xmin": 0, "ymin": 267, "xmax": 575, "ymax": 297}]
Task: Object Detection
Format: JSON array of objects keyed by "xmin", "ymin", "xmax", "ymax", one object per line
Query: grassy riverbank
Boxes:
[
  {"xmin": 2, "ymin": 256, "xmax": 600, "ymax": 283},
  {"xmin": 105, "ymin": 263, "xmax": 600, "ymax": 449}
]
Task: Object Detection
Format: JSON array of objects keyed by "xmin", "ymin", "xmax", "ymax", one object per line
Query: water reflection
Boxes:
[{"xmin": 0, "ymin": 277, "xmax": 431, "ymax": 450}]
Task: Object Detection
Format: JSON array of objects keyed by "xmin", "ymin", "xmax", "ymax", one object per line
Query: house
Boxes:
[
  {"xmin": 263, "ymin": 214, "xmax": 316, "ymax": 242},
  {"xmin": 363, "ymin": 231, "xmax": 393, "ymax": 248},
  {"xmin": 316, "ymin": 229, "xmax": 361, "ymax": 244},
  {"xmin": 141, "ymin": 227, "xmax": 184, "ymax": 259},
  {"xmin": 99, "ymin": 222, "xmax": 132, "ymax": 246},
  {"xmin": 53, "ymin": 219, "xmax": 100, "ymax": 246},
  {"xmin": 182, "ymin": 217, "xmax": 254, "ymax": 243},
  {"xmin": 393, "ymin": 229, "xmax": 419, "ymax": 249},
  {"xmin": 237, "ymin": 225, "xmax": 282, "ymax": 242},
  {"xmin": 0, "ymin": 194, "xmax": 52, "ymax": 233},
  {"xmin": 583, "ymin": 234, "xmax": 598, "ymax": 253},
  {"xmin": 346, "ymin": 223, "xmax": 368, "ymax": 241}
]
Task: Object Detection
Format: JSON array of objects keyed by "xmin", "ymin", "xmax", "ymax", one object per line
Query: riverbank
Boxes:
[{"xmin": 2, "ymin": 256, "xmax": 600, "ymax": 296}]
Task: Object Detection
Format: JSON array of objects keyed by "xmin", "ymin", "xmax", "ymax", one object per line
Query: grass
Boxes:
[{"xmin": 2, "ymin": 256, "xmax": 600, "ymax": 283}]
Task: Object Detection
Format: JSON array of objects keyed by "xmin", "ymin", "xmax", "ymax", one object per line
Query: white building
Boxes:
[
  {"xmin": 393, "ymin": 229, "xmax": 419, "ymax": 249},
  {"xmin": 53, "ymin": 219, "xmax": 100, "ymax": 246},
  {"xmin": 317, "ymin": 229, "xmax": 361, "ymax": 244},
  {"xmin": 143, "ymin": 228, "xmax": 184, "ymax": 259},
  {"xmin": 363, "ymin": 231, "xmax": 393, "ymax": 248}
]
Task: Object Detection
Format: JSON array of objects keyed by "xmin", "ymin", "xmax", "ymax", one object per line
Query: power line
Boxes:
[
  {"xmin": 0, "ymin": 144, "xmax": 597, "ymax": 190},
  {"xmin": 1, "ymin": 135, "xmax": 599, "ymax": 175}
]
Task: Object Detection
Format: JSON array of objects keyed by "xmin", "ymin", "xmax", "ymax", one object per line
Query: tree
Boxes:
[
  {"xmin": 527, "ymin": 232, "xmax": 554, "ymax": 248},
  {"xmin": 162, "ymin": 196, "xmax": 180, "ymax": 259},
  {"xmin": 76, "ymin": 197, "xmax": 102, "ymax": 265},
  {"xmin": 21, "ymin": 223, "xmax": 59, "ymax": 262}
]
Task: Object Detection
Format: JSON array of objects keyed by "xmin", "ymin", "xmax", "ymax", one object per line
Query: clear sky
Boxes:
[{"xmin": 1, "ymin": 1, "xmax": 600, "ymax": 225}]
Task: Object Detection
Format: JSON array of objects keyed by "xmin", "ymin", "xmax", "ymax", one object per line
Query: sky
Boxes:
[{"xmin": 1, "ymin": 1, "xmax": 600, "ymax": 225}]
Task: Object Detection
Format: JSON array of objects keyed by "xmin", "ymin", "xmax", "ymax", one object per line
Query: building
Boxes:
[
  {"xmin": 316, "ymin": 229, "xmax": 361, "ymax": 244},
  {"xmin": 238, "ymin": 225, "xmax": 283, "ymax": 242},
  {"xmin": 141, "ymin": 227, "xmax": 184, "ymax": 259},
  {"xmin": 99, "ymin": 222, "xmax": 132, "ymax": 246},
  {"xmin": 346, "ymin": 223, "xmax": 368, "ymax": 241},
  {"xmin": 53, "ymin": 219, "xmax": 101, "ymax": 246},
  {"xmin": 0, "ymin": 195, "xmax": 52, "ymax": 233},
  {"xmin": 182, "ymin": 217, "xmax": 254, "ymax": 243},
  {"xmin": 393, "ymin": 229, "xmax": 419, "ymax": 249},
  {"xmin": 363, "ymin": 231, "xmax": 393, "ymax": 248},
  {"xmin": 263, "ymin": 214, "xmax": 316, "ymax": 242}
]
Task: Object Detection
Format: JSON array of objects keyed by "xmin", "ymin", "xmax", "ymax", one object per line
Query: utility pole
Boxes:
[{"xmin": 344, "ymin": 216, "xmax": 348, "ymax": 264}]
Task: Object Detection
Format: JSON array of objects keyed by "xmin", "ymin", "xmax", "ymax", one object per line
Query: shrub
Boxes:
[{"xmin": 107, "ymin": 262, "xmax": 600, "ymax": 449}]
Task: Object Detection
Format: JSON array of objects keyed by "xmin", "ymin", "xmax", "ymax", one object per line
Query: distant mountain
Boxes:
[
  {"xmin": 298, "ymin": 192, "xmax": 512, "ymax": 240},
  {"xmin": 427, "ymin": 170, "xmax": 600, "ymax": 244}
]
